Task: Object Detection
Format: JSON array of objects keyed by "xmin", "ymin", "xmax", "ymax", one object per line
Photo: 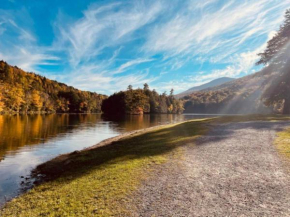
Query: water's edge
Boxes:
[{"xmin": 1, "ymin": 119, "xmax": 193, "ymax": 208}]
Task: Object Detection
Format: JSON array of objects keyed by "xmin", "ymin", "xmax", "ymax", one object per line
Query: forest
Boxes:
[
  {"xmin": 0, "ymin": 61, "xmax": 183, "ymax": 115},
  {"xmin": 102, "ymin": 84, "xmax": 184, "ymax": 115},
  {"xmin": 0, "ymin": 61, "xmax": 106, "ymax": 114},
  {"xmin": 182, "ymin": 70, "xmax": 278, "ymax": 114}
]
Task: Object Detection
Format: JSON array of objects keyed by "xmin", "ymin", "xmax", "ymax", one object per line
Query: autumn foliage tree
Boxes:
[
  {"xmin": 0, "ymin": 61, "xmax": 106, "ymax": 114},
  {"xmin": 0, "ymin": 84, "xmax": 4, "ymax": 112},
  {"xmin": 102, "ymin": 84, "xmax": 184, "ymax": 115}
]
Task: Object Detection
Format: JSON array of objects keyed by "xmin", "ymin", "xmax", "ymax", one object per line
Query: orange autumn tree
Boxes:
[
  {"xmin": 0, "ymin": 85, "xmax": 4, "ymax": 112},
  {"xmin": 5, "ymin": 86, "xmax": 24, "ymax": 112},
  {"xmin": 32, "ymin": 90, "xmax": 43, "ymax": 111}
]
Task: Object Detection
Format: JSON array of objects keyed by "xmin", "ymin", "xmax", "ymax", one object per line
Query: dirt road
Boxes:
[{"xmin": 132, "ymin": 121, "xmax": 290, "ymax": 216}]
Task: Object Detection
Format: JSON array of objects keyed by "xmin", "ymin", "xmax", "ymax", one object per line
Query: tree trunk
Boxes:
[{"xmin": 283, "ymin": 97, "xmax": 290, "ymax": 114}]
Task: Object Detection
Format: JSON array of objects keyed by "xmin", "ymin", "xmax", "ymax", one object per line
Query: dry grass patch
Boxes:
[{"xmin": 276, "ymin": 128, "xmax": 290, "ymax": 160}]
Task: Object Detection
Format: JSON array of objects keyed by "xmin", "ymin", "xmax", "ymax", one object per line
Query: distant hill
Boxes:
[
  {"xmin": 182, "ymin": 69, "xmax": 282, "ymax": 114},
  {"xmin": 176, "ymin": 77, "xmax": 235, "ymax": 98},
  {"xmin": 0, "ymin": 61, "xmax": 106, "ymax": 114}
]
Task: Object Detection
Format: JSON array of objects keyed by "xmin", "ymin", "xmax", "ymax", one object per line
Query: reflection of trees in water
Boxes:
[
  {"xmin": 102, "ymin": 114, "xmax": 185, "ymax": 132},
  {"xmin": 0, "ymin": 114, "xmax": 103, "ymax": 159},
  {"xmin": 0, "ymin": 113, "xmax": 186, "ymax": 162}
]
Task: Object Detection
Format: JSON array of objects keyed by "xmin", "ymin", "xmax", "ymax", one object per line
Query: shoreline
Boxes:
[
  {"xmin": 32, "ymin": 119, "xmax": 199, "ymax": 179},
  {"xmin": 31, "ymin": 114, "xmax": 290, "ymax": 180},
  {"xmin": 13, "ymin": 119, "xmax": 205, "ymax": 196}
]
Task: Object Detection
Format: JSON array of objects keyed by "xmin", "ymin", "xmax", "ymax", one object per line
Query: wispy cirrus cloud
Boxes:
[
  {"xmin": 111, "ymin": 58, "xmax": 154, "ymax": 74},
  {"xmin": 143, "ymin": 0, "xmax": 288, "ymax": 59},
  {"xmin": 54, "ymin": 1, "xmax": 162, "ymax": 67},
  {"xmin": 46, "ymin": 1, "xmax": 163, "ymax": 92},
  {"xmin": 56, "ymin": 67, "xmax": 156, "ymax": 94},
  {"xmin": 0, "ymin": 8, "xmax": 60, "ymax": 72}
]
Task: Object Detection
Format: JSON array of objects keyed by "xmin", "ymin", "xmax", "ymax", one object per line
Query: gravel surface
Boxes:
[{"xmin": 130, "ymin": 121, "xmax": 290, "ymax": 217}]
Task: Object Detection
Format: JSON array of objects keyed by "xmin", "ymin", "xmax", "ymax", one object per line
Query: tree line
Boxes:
[
  {"xmin": 0, "ymin": 61, "xmax": 106, "ymax": 114},
  {"xmin": 101, "ymin": 84, "xmax": 184, "ymax": 115},
  {"xmin": 182, "ymin": 72, "xmax": 274, "ymax": 114}
]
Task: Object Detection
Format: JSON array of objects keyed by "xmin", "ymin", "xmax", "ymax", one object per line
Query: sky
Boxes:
[{"xmin": 0, "ymin": 0, "xmax": 289, "ymax": 95}]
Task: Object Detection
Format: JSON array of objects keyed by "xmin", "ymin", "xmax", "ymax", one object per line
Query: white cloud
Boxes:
[
  {"xmin": 112, "ymin": 58, "xmax": 154, "ymax": 74},
  {"xmin": 193, "ymin": 0, "xmax": 218, "ymax": 9},
  {"xmin": 0, "ymin": 10, "xmax": 59, "ymax": 72},
  {"xmin": 174, "ymin": 46, "xmax": 266, "ymax": 91},
  {"xmin": 152, "ymin": 80, "xmax": 196, "ymax": 93},
  {"xmin": 57, "ymin": 68, "xmax": 156, "ymax": 94},
  {"xmin": 55, "ymin": 1, "xmax": 162, "ymax": 67}
]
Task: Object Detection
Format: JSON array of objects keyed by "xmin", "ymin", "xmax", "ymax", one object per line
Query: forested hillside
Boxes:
[
  {"xmin": 176, "ymin": 77, "xmax": 235, "ymax": 99},
  {"xmin": 0, "ymin": 61, "xmax": 106, "ymax": 113},
  {"xmin": 102, "ymin": 84, "xmax": 184, "ymax": 115},
  {"xmin": 182, "ymin": 69, "xmax": 280, "ymax": 114}
]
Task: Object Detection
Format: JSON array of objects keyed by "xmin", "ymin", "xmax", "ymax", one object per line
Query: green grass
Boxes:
[
  {"xmin": 0, "ymin": 119, "xmax": 209, "ymax": 217},
  {"xmin": 213, "ymin": 114, "xmax": 290, "ymax": 123}
]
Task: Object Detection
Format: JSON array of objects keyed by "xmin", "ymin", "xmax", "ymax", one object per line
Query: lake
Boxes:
[{"xmin": 0, "ymin": 113, "xmax": 215, "ymax": 206}]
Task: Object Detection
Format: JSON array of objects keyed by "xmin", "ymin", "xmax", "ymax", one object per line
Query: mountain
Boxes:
[
  {"xmin": 176, "ymin": 77, "xmax": 235, "ymax": 98},
  {"xmin": 181, "ymin": 69, "xmax": 282, "ymax": 114},
  {"xmin": 0, "ymin": 61, "xmax": 106, "ymax": 114}
]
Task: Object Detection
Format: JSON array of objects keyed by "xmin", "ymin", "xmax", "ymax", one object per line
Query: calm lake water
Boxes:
[{"xmin": 0, "ymin": 113, "xmax": 215, "ymax": 206}]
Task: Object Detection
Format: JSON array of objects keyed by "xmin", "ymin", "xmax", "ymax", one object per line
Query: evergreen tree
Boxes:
[
  {"xmin": 143, "ymin": 83, "xmax": 149, "ymax": 91},
  {"xmin": 257, "ymin": 9, "xmax": 290, "ymax": 114},
  {"xmin": 257, "ymin": 9, "xmax": 290, "ymax": 65}
]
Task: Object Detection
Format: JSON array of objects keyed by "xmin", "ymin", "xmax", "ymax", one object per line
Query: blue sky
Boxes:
[{"xmin": 0, "ymin": 0, "xmax": 289, "ymax": 94}]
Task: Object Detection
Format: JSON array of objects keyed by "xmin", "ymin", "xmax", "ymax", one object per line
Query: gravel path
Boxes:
[{"xmin": 131, "ymin": 121, "xmax": 290, "ymax": 217}]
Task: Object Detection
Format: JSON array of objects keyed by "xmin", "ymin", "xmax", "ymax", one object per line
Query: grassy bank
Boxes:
[{"xmin": 0, "ymin": 119, "xmax": 210, "ymax": 216}]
